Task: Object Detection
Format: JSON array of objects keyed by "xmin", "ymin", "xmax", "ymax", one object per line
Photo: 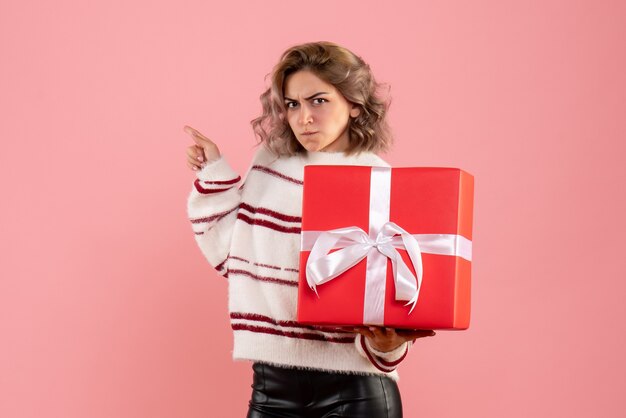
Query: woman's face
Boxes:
[{"xmin": 283, "ymin": 70, "xmax": 360, "ymax": 152}]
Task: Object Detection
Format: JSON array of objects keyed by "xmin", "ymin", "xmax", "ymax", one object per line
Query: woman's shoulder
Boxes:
[
  {"xmin": 247, "ymin": 143, "xmax": 281, "ymax": 167},
  {"xmin": 241, "ymin": 143, "xmax": 293, "ymax": 184},
  {"xmin": 369, "ymin": 153, "xmax": 391, "ymax": 168}
]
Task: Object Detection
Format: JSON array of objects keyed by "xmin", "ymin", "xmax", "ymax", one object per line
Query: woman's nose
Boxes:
[{"xmin": 299, "ymin": 104, "xmax": 313, "ymax": 125}]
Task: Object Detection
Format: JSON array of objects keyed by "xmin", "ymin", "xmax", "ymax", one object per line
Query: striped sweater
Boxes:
[{"xmin": 187, "ymin": 144, "xmax": 413, "ymax": 380}]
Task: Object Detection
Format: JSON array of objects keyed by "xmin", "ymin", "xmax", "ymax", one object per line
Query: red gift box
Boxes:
[{"xmin": 297, "ymin": 166, "xmax": 474, "ymax": 330}]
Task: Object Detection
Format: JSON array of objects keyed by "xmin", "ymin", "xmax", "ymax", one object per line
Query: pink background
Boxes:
[{"xmin": 1, "ymin": 1, "xmax": 625, "ymax": 417}]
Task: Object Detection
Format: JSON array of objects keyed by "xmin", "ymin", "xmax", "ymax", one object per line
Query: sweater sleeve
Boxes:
[
  {"xmin": 354, "ymin": 333, "xmax": 412, "ymax": 373},
  {"xmin": 187, "ymin": 155, "xmax": 243, "ymax": 277}
]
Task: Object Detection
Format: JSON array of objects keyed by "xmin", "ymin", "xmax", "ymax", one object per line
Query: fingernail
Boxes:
[
  {"xmin": 369, "ymin": 327, "xmax": 375, "ymax": 331},
  {"xmin": 197, "ymin": 156, "xmax": 203, "ymax": 161},
  {"xmin": 192, "ymin": 166, "xmax": 197, "ymax": 171}
]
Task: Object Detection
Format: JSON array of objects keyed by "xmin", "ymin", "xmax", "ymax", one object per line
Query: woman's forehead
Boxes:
[{"xmin": 284, "ymin": 70, "xmax": 336, "ymax": 98}]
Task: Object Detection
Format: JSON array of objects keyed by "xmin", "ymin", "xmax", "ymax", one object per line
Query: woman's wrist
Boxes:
[
  {"xmin": 365, "ymin": 337, "xmax": 407, "ymax": 357},
  {"xmin": 369, "ymin": 340, "xmax": 403, "ymax": 353}
]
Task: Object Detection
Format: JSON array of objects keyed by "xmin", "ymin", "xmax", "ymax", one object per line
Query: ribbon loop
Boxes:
[{"xmin": 305, "ymin": 221, "xmax": 423, "ymax": 313}]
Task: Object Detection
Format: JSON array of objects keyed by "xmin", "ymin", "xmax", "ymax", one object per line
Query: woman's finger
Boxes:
[
  {"xmin": 382, "ymin": 327, "xmax": 397, "ymax": 337},
  {"xmin": 186, "ymin": 145, "xmax": 205, "ymax": 162},
  {"xmin": 189, "ymin": 132, "xmax": 210, "ymax": 147},
  {"xmin": 184, "ymin": 126, "xmax": 221, "ymax": 162},
  {"xmin": 368, "ymin": 327, "xmax": 385, "ymax": 339},
  {"xmin": 187, "ymin": 159, "xmax": 201, "ymax": 171},
  {"xmin": 354, "ymin": 327, "xmax": 375, "ymax": 339},
  {"xmin": 397, "ymin": 329, "xmax": 436, "ymax": 340},
  {"xmin": 336, "ymin": 326, "xmax": 356, "ymax": 332},
  {"xmin": 188, "ymin": 154, "xmax": 202, "ymax": 165},
  {"xmin": 184, "ymin": 125, "xmax": 201, "ymax": 137},
  {"xmin": 184, "ymin": 125, "xmax": 202, "ymax": 143},
  {"xmin": 184, "ymin": 125, "xmax": 214, "ymax": 145}
]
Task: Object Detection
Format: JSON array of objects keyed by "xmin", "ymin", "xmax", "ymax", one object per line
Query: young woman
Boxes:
[{"xmin": 184, "ymin": 41, "xmax": 435, "ymax": 418}]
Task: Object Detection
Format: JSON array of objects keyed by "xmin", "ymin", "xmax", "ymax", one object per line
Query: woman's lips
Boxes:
[{"xmin": 302, "ymin": 131, "xmax": 318, "ymax": 136}]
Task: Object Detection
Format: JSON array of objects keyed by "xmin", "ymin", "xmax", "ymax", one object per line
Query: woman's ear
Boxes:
[{"xmin": 350, "ymin": 105, "xmax": 361, "ymax": 118}]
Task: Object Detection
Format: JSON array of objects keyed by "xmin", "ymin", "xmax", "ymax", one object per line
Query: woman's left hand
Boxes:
[{"xmin": 344, "ymin": 326, "xmax": 436, "ymax": 353}]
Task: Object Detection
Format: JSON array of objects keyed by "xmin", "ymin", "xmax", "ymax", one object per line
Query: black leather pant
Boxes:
[{"xmin": 246, "ymin": 362, "xmax": 402, "ymax": 418}]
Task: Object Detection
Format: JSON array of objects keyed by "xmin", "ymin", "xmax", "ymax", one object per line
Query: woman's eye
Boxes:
[{"xmin": 285, "ymin": 99, "xmax": 326, "ymax": 109}]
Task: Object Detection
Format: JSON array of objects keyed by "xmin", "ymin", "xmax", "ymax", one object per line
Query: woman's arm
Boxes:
[
  {"xmin": 187, "ymin": 155, "xmax": 243, "ymax": 277},
  {"xmin": 184, "ymin": 125, "xmax": 245, "ymax": 276},
  {"xmin": 351, "ymin": 326, "xmax": 435, "ymax": 372}
]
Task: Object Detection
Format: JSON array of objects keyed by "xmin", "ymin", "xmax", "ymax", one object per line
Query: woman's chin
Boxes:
[{"xmin": 300, "ymin": 139, "xmax": 323, "ymax": 152}]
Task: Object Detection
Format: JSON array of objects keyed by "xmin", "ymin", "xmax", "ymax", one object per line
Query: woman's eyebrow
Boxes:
[{"xmin": 284, "ymin": 92, "xmax": 330, "ymax": 101}]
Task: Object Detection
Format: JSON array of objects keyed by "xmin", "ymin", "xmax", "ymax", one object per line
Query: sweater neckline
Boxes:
[{"xmin": 300, "ymin": 150, "xmax": 378, "ymax": 165}]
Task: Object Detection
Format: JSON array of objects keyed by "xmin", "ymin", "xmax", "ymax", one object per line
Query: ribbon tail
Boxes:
[
  {"xmin": 379, "ymin": 222, "xmax": 424, "ymax": 315},
  {"xmin": 405, "ymin": 293, "xmax": 418, "ymax": 314},
  {"xmin": 378, "ymin": 244, "xmax": 419, "ymax": 304}
]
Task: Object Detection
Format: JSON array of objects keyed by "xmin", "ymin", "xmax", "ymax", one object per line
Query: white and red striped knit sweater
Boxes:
[{"xmin": 187, "ymin": 144, "xmax": 413, "ymax": 380}]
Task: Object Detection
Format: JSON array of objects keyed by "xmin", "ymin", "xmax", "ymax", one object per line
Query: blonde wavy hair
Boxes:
[{"xmin": 250, "ymin": 41, "xmax": 393, "ymax": 157}]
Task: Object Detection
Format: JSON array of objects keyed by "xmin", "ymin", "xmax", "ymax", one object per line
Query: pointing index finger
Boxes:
[{"xmin": 184, "ymin": 125, "xmax": 212, "ymax": 143}]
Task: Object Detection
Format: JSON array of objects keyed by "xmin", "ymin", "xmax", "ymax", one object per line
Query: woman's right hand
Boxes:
[{"xmin": 184, "ymin": 125, "xmax": 221, "ymax": 171}]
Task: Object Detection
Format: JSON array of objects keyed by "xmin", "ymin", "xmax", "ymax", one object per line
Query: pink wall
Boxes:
[{"xmin": 1, "ymin": 1, "xmax": 625, "ymax": 417}]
